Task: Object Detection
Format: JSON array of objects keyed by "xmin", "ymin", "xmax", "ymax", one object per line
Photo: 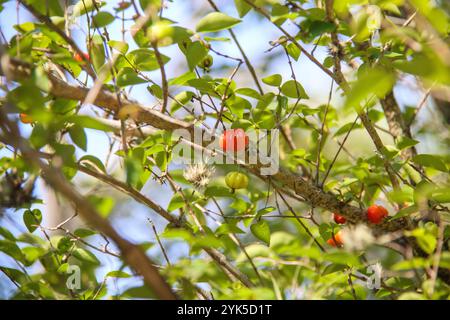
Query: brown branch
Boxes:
[
  {"xmin": 242, "ymin": 0, "xmax": 340, "ymax": 86},
  {"xmin": 325, "ymin": 0, "xmax": 348, "ymax": 90},
  {"xmin": 246, "ymin": 0, "xmax": 401, "ymax": 192},
  {"xmin": 380, "ymin": 91, "xmax": 417, "ymax": 159},
  {"xmin": 17, "ymin": 0, "xmax": 96, "ymax": 79},
  {"xmin": 151, "ymin": 42, "xmax": 169, "ymax": 114},
  {"xmin": 78, "ymin": 165, "xmax": 254, "ymax": 288},
  {"xmin": 0, "ymin": 55, "xmax": 411, "ymax": 234},
  {"xmin": 358, "ymin": 111, "xmax": 400, "ymax": 191},
  {"xmin": 206, "ymin": 0, "xmax": 264, "ymax": 95},
  {"xmin": 0, "ymin": 112, "xmax": 177, "ymax": 300}
]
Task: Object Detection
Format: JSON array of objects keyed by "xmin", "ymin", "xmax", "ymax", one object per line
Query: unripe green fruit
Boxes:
[
  {"xmin": 148, "ymin": 21, "xmax": 174, "ymax": 45},
  {"xmin": 199, "ymin": 54, "xmax": 213, "ymax": 69},
  {"xmin": 225, "ymin": 172, "xmax": 248, "ymax": 190}
]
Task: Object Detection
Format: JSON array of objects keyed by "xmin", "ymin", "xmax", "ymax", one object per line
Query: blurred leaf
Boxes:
[
  {"xmin": 73, "ymin": 228, "xmax": 96, "ymax": 238},
  {"xmin": 234, "ymin": 0, "xmax": 251, "ymax": 18},
  {"xmin": 250, "ymin": 220, "xmax": 271, "ymax": 245},
  {"xmin": 123, "ymin": 286, "xmax": 156, "ymax": 299},
  {"xmin": 262, "ymin": 74, "xmax": 282, "ymax": 87},
  {"xmin": 196, "ymin": 12, "xmax": 241, "ymax": 33},
  {"xmin": 23, "ymin": 209, "xmax": 42, "ymax": 233},
  {"xmin": 92, "ymin": 11, "xmax": 114, "ymax": 28},
  {"xmin": 68, "ymin": 124, "xmax": 87, "ymax": 151},
  {"xmin": 106, "ymin": 270, "xmax": 131, "ymax": 278},
  {"xmin": 117, "ymin": 67, "xmax": 147, "ymax": 87},
  {"xmin": 281, "ymin": 80, "xmax": 309, "ymax": 99},
  {"xmin": 73, "ymin": 248, "xmax": 100, "ymax": 265},
  {"xmin": 412, "ymin": 154, "xmax": 447, "ymax": 172},
  {"xmin": 78, "ymin": 155, "xmax": 106, "ymax": 173},
  {"xmin": 345, "ymin": 67, "xmax": 395, "ymax": 111},
  {"xmin": 186, "ymin": 42, "xmax": 208, "ymax": 70}
]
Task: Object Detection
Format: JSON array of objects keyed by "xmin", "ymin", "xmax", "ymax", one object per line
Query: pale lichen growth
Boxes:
[{"xmin": 183, "ymin": 163, "xmax": 215, "ymax": 189}]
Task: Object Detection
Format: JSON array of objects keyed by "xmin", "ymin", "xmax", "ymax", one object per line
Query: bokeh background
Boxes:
[{"xmin": 0, "ymin": 0, "xmax": 445, "ymax": 298}]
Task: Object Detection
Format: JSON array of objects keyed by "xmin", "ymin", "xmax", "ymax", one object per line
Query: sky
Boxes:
[{"xmin": 0, "ymin": 0, "xmax": 435, "ymax": 298}]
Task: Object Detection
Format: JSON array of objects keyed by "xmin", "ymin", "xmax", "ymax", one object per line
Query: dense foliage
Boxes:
[{"xmin": 0, "ymin": 0, "xmax": 449, "ymax": 300}]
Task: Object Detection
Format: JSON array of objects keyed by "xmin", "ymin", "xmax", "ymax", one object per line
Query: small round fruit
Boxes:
[
  {"xmin": 225, "ymin": 171, "xmax": 248, "ymax": 190},
  {"xmin": 327, "ymin": 230, "xmax": 344, "ymax": 247},
  {"xmin": 333, "ymin": 213, "xmax": 346, "ymax": 224},
  {"xmin": 74, "ymin": 52, "xmax": 89, "ymax": 63},
  {"xmin": 199, "ymin": 54, "xmax": 213, "ymax": 70},
  {"xmin": 19, "ymin": 113, "xmax": 33, "ymax": 124},
  {"xmin": 219, "ymin": 129, "xmax": 249, "ymax": 152},
  {"xmin": 118, "ymin": 1, "xmax": 130, "ymax": 10},
  {"xmin": 367, "ymin": 204, "xmax": 388, "ymax": 224}
]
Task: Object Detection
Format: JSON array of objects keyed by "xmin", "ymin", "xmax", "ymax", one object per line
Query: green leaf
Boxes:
[
  {"xmin": 215, "ymin": 223, "xmax": 245, "ymax": 235},
  {"xmin": 169, "ymin": 71, "xmax": 196, "ymax": 86},
  {"xmin": 78, "ymin": 155, "xmax": 106, "ymax": 173},
  {"xmin": 234, "ymin": 0, "xmax": 251, "ymax": 18},
  {"xmin": 68, "ymin": 115, "xmax": 113, "ymax": 131},
  {"xmin": 345, "ymin": 67, "xmax": 395, "ymax": 111},
  {"xmin": 285, "ymin": 42, "xmax": 301, "ymax": 61},
  {"xmin": 324, "ymin": 251, "xmax": 360, "ymax": 267},
  {"xmin": 147, "ymin": 84, "xmax": 163, "ymax": 99},
  {"xmin": 108, "ymin": 40, "xmax": 129, "ymax": 54},
  {"xmin": 167, "ymin": 193, "xmax": 185, "ymax": 212},
  {"xmin": 204, "ymin": 186, "xmax": 233, "ymax": 198},
  {"xmin": 123, "ymin": 286, "xmax": 156, "ymax": 299},
  {"xmin": 57, "ymin": 237, "xmax": 73, "ymax": 253},
  {"xmin": 88, "ymin": 195, "xmax": 115, "ymax": 218},
  {"xmin": 73, "ymin": 248, "xmax": 100, "ymax": 265},
  {"xmin": 262, "ymin": 74, "xmax": 282, "ymax": 87},
  {"xmin": 92, "ymin": 11, "xmax": 115, "ymax": 28},
  {"xmin": 22, "ymin": 246, "xmax": 45, "ymax": 264},
  {"xmin": 0, "ymin": 267, "xmax": 27, "ymax": 285},
  {"xmin": 396, "ymin": 136, "xmax": 419, "ymax": 150},
  {"xmin": 186, "ymin": 42, "xmax": 208, "ymax": 70},
  {"xmin": 250, "ymin": 220, "xmax": 271, "ymax": 245},
  {"xmin": 170, "ymin": 91, "xmax": 194, "ymax": 112},
  {"xmin": 122, "ymin": 49, "xmax": 170, "ymax": 71},
  {"xmin": 89, "ymin": 34, "xmax": 106, "ymax": 73},
  {"xmin": 227, "ymin": 96, "xmax": 250, "ymax": 118},
  {"xmin": 23, "ymin": 209, "xmax": 42, "ymax": 233},
  {"xmin": 68, "ymin": 124, "xmax": 87, "ymax": 151},
  {"xmin": 281, "ymin": 80, "xmax": 309, "ymax": 99},
  {"xmin": 412, "ymin": 154, "xmax": 447, "ymax": 172},
  {"xmin": 0, "ymin": 226, "xmax": 17, "ymax": 241},
  {"xmin": 0, "ymin": 240, "xmax": 25, "ymax": 262},
  {"xmin": 117, "ymin": 67, "xmax": 147, "ymax": 87},
  {"xmin": 125, "ymin": 153, "xmax": 144, "ymax": 188},
  {"xmin": 398, "ymin": 292, "xmax": 426, "ymax": 300},
  {"xmin": 406, "ymin": 228, "xmax": 437, "ymax": 255},
  {"xmin": 196, "ymin": 12, "xmax": 241, "ymax": 33},
  {"xmin": 256, "ymin": 206, "xmax": 276, "ymax": 218},
  {"xmin": 106, "ymin": 270, "xmax": 131, "ymax": 278},
  {"xmin": 334, "ymin": 122, "xmax": 361, "ymax": 137},
  {"xmin": 309, "ymin": 21, "xmax": 335, "ymax": 37},
  {"xmin": 430, "ymin": 187, "xmax": 450, "ymax": 203},
  {"xmin": 235, "ymin": 88, "xmax": 262, "ymax": 100},
  {"xmin": 72, "ymin": 0, "xmax": 100, "ymax": 16},
  {"xmin": 73, "ymin": 228, "xmax": 96, "ymax": 238}
]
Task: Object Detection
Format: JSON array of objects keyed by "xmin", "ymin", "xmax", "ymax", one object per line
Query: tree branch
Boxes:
[
  {"xmin": 0, "ymin": 55, "xmax": 411, "ymax": 235},
  {"xmin": 0, "ymin": 111, "xmax": 177, "ymax": 300}
]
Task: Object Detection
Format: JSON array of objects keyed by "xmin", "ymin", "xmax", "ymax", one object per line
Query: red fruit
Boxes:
[
  {"xmin": 367, "ymin": 204, "xmax": 388, "ymax": 224},
  {"xmin": 333, "ymin": 213, "xmax": 346, "ymax": 224},
  {"xmin": 327, "ymin": 230, "xmax": 344, "ymax": 247},
  {"xmin": 118, "ymin": 1, "xmax": 130, "ymax": 9},
  {"xmin": 219, "ymin": 129, "xmax": 249, "ymax": 152},
  {"xmin": 19, "ymin": 113, "xmax": 33, "ymax": 124},
  {"xmin": 74, "ymin": 52, "xmax": 90, "ymax": 63}
]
